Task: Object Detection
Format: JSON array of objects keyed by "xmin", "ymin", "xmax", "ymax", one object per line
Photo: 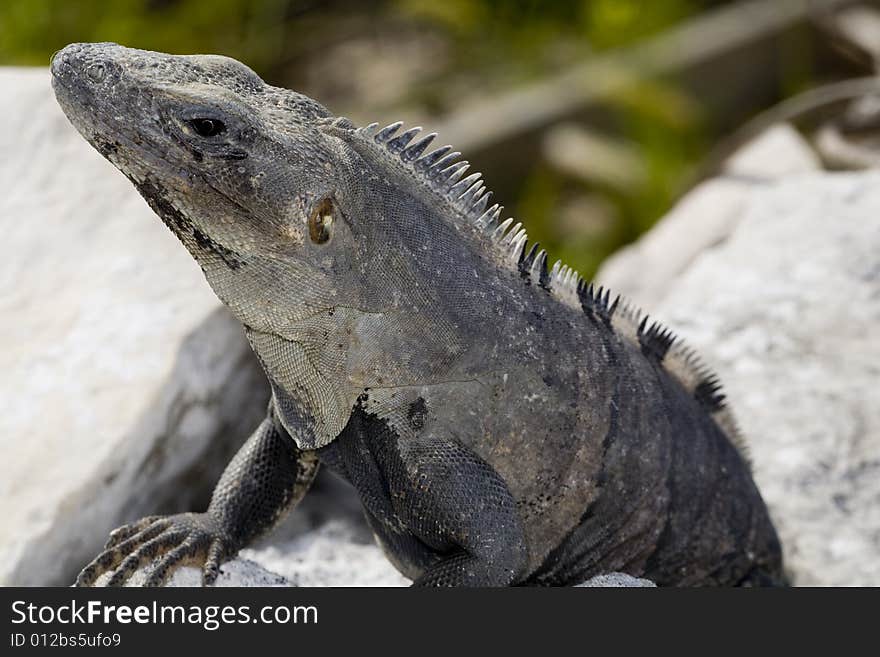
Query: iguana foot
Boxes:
[{"xmin": 75, "ymin": 512, "xmax": 235, "ymax": 587}]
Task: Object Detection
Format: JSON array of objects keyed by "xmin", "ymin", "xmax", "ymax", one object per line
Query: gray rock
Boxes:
[
  {"xmin": 608, "ymin": 170, "xmax": 880, "ymax": 585},
  {"xmin": 104, "ymin": 557, "xmax": 290, "ymax": 587},
  {"xmin": 147, "ymin": 564, "xmax": 652, "ymax": 588},
  {"xmin": 577, "ymin": 573, "xmax": 656, "ymax": 587},
  {"xmin": 119, "ymin": 524, "xmax": 408, "ymax": 587}
]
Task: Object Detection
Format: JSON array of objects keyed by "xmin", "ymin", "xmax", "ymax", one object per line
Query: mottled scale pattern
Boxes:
[{"xmin": 53, "ymin": 42, "xmax": 784, "ymax": 587}]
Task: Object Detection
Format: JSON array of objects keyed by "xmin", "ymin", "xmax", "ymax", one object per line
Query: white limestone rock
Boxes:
[
  {"xmin": 148, "ymin": 563, "xmax": 653, "ymax": 587},
  {"xmin": 113, "ymin": 558, "xmax": 290, "ymax": 587},
  {"xmin": 722, "ymin": 122, "xmax": 821, "ymax": 180},
  {"xmin": 578, "ymin": 573, "xmax": 656, "ymax": 587}
]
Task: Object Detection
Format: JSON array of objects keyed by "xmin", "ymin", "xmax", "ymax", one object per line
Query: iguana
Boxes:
[{"xmin": 51, "ymin": 42, "xmax": 785, "ymax": 587}]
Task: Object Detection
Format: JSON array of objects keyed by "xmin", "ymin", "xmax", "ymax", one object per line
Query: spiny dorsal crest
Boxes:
[
  {"xmin": 360, "ymin": 121, "xmax": 528, "ymax": 267},
  {"xmin": 358, "ymin": 120, "xmax": 749, "ymax": 467},
  {"xmin": 613, "ymin": 300, "xmax": 749, "ymax": 464}
]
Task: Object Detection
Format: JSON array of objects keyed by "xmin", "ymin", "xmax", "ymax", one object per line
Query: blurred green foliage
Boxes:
[{"xmin": 0, "ymin": 0, "xmax": 743, "ymax": 277}]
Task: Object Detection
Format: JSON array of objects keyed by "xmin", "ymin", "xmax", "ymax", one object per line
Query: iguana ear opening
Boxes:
[{"xmin": 308, "ymin": 197, "xmax": 335, "ymax": 244}]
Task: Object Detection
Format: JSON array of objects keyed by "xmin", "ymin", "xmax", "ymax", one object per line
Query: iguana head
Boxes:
[
  {"xmin": 52, "ymin": 42, "xmax": 502, "ymax": 446},
  {"xmin": 50, "ymin": 42, "xmax": 386, "ymax": 329}
]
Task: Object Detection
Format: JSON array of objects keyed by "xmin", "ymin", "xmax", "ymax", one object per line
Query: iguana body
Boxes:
[{"xmin": 51, "ymin": 42, "xmax": 785, "ymax": 586}]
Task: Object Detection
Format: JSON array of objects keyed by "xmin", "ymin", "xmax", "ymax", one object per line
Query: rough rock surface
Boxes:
[
  {"xmin": 147, "ymin": 565, "xmax": 653, "ymax": 587},
  {"xmin": 600, "ymin": 170, "xmax": 880, "ymax": 586},
  {"xmin": 577, "ymin": 573, "xmax": 656, "ymax": 588},
  {"xmin": 117, "ymin": 558, "xmax": 290, "ymax": 587}
]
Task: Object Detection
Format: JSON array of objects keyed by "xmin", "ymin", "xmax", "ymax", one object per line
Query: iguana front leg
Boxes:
[
  {"xmin": 321, "ymin": 419, "xmax": 529, "ymax": 586},
  {"xmin": 402, "ymin": 437, "xmax": 529, "ymax": 587},
  {"xmin": 75, "ymin": 408, "xmax": 319, "ymax": 587}
]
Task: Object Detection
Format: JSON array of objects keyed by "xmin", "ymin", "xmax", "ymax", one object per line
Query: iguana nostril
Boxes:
[{"xmin": 86, "ymin": 63, "xmax": 106, "ymax": 82}]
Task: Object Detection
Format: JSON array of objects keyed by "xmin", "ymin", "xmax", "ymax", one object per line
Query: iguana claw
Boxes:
[{"xmin": 75, "ymin": 512, "xmax": 234, "ymax": 587}]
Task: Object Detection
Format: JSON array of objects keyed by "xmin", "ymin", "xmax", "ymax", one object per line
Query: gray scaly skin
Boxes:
[{"xmin": 51, "ymin": 42, "xmax": 785, "ymax": 587}]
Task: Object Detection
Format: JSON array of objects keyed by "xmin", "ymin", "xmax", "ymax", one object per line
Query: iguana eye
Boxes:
[
  {"xmin": 308, "ymin": 198, "xmax": 334, "ymax": 244},
  {"xmin": 189, "ymin": 118, "xmax": 226, "ymax": 137}
]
